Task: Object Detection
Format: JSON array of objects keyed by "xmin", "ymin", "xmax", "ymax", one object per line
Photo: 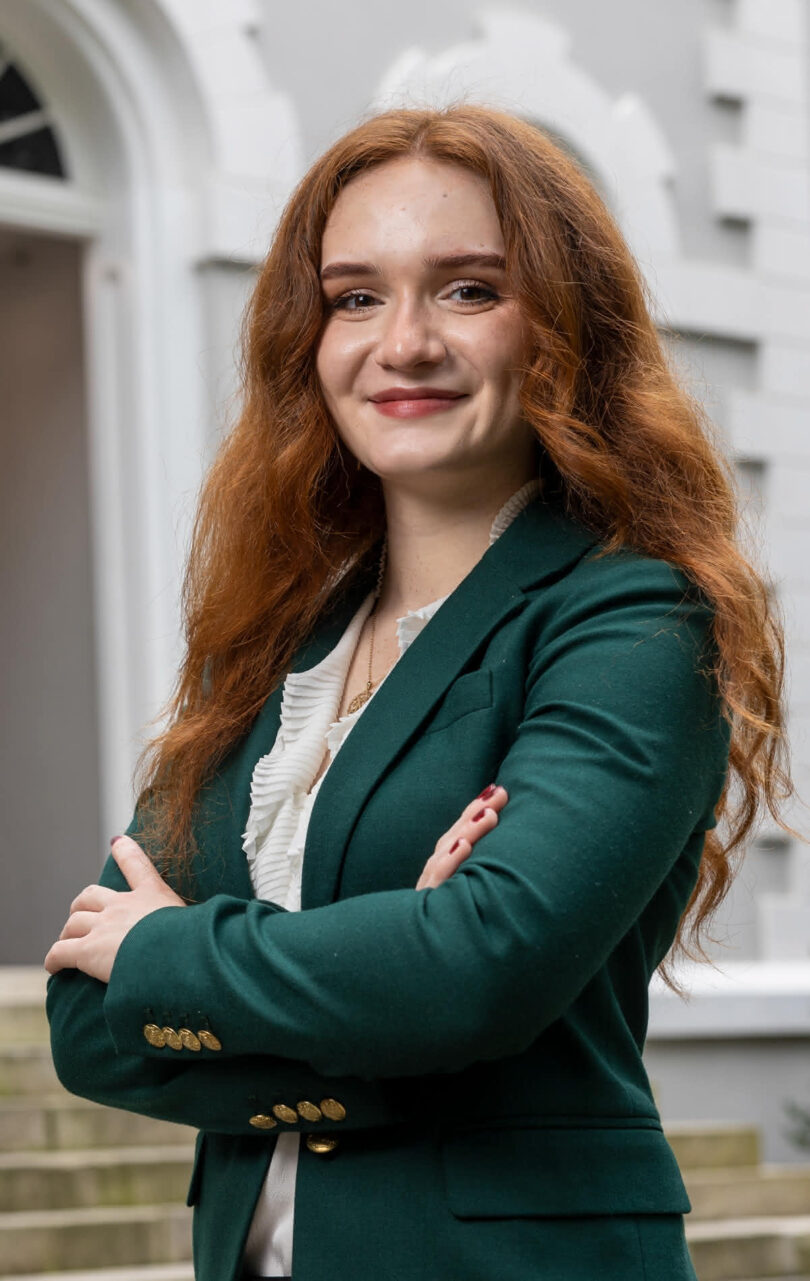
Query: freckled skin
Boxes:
[{"xmin": 315, "ymin": 157, "xmax": 537, "ymax": 501}]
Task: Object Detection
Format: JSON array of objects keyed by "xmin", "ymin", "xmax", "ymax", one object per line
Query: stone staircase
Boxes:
[
  {"xmin": 0, "ymin": 970, "xmax": 193, "ymax": 1280},
  {"xmin": 1, "ymin": 968, "xmax": 809, "ymax": 1279},
  {"xmin": 671, "ymin": 1123, "xmax": 810, "ymax": 1281}
]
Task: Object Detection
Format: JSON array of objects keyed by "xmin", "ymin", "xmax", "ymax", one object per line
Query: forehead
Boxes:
[{"xmin": 320, "ymin": 157, "xmax": 504, "ymax": 261}]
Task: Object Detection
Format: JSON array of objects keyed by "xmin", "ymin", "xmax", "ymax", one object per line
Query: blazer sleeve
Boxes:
[
  {"xmin": 91, "ymin": 554, "xmax": 730, "ymax": 1081},
  {"xmin": 46, "ymin": 836, "xmax": 410, "ymax": 1134}
]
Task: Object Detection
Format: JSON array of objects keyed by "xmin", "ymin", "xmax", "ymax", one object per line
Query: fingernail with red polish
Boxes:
[
  {"xmin": 110, "ymin": 835, "xmax": 123, "ymax": 847},
  {"xmin": 478, "ymin": 784, "xmax": 497, "ymax": 800},
  {"xmin": 472, "ymin": 809, "xmax": 486, "ymax": 822},
  {"xmin": 448, "ymin": 839, "xmax": 460, "ymax": 854}
]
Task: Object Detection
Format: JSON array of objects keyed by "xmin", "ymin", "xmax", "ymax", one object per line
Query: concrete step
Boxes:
[
  {"xmin": 0, "ymin": 1204, "xmax": 192, "ymax": 1276},
  {"xmin": 0, "ymin": 1006, "xmax": 49, "ymax": 1048},
  {"xmin": 667, "ymin": 1122, "xmax": 760, "ymax": 1171},
  {"xmin": 0, "ymin": 969, "xmax": 49, "ymax": 1046},
  {"xmin": 686, "ymin": 1215, "xmax": 810, "ymax": 1281},
  {"xmin": 2, "ymin": 1269, "xmax": 193, "ymax": 1281},
  {"xmin": 685, "ymin": 1165, "xmax": 810, "ymax": 1221},
  {"xmin": 0, "ymin": 1043, "xmax": 60, "ymax": 1098},
  {"xmin": 0, "ymin": 1145, "xmax": 194, "ymax": 1212},
  {"xmin": 0, "ymin": 1095, "xmax": 191, "ymax": 1151},
  {"xmin": 0, "ymin": 1045, "xmax": 60, "ymax": 1096}
]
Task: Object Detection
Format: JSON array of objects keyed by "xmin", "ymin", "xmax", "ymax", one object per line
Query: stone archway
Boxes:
[{"xmin": 0, "ymin": 0, "xmax": 302, "ymax": 846}]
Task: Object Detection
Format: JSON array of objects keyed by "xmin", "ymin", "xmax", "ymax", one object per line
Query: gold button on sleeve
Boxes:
[
  {"xmin": 249, "ymin": 1114, "xmax": 278, "ymax": 1130},
  {"xmin": 179, "ymin": 1028, "xmax": 201, "ymax": 1052},
  {"xmin": 143, "ymin": 1023, "xmax": 166, "ymax": 1048},
  {"xmin": 296, "ymin": 1101, "xmax": 322, "ymax": 1123},
  {"xmin": 272, "ymin": 1103, "xmax": 299, "ymax": 1125},
  {"xmin": 306, "ymin": 1135, "xmax": 339, "ymax": 1155},
  {"xmin": 197, "ymin": 1030, "xmax": 222, "ymax": 1052},
  {"xmin": 162, "ymin": 1027, "xmax": 183, "ymax": 1051},
  {"xmin": 320, "ymin": 1098, "xmax": 346, "ymax": 1123}
]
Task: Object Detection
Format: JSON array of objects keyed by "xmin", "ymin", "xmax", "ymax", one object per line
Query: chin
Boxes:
[
  {"xmin": 363, "ymin": 447, "xmax": 461, "ymax": 478},
  {"xmin": 369, "ymin": 466, "xmax": 477, "ymax": 496}
]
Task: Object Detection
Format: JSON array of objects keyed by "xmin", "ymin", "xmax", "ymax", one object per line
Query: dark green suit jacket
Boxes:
[{"xmin": 47, "ymin": 496, "xmax": 729, "ymax": 1281}]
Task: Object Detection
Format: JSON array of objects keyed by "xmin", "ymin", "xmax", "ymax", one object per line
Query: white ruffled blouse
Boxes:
[{"xmin": 241, "ymin": 478, "xmax": 541, "ymax": 1278}]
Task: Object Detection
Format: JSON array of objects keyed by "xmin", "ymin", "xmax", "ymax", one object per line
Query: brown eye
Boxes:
[
  {"xmin": 331, "ymin": 291, "xmax": 378, "ymax": 311},
  {"xmin": 448, "ymin": 282, "xmax": 499, "ymax": 305}
]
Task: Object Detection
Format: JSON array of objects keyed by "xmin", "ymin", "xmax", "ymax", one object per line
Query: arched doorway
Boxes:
[{"xmin": 0, "ymin": 0, "xmax": 300, "ymax": 959}]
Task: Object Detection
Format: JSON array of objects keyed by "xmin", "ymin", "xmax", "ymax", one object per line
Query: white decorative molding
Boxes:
[
  {"xmin": 737, "ymin": 0, "xmax": 805, "ymax": 44},
  {"xmin": 0, "ymin": 0, "xmax": 302, "ymax": 835},
  {"xmin": 704, "ymin": 27, "xmax": 804, "ymax": 105},
  {"xmin": 760, "ymin": 845, "xmax": 810, "ymax": 961},
  {"xmin": 705, "ymin": 0, "xmax": 810, "ymax": 950},
  {"xmin": 711, "ymin": 143, "xmax": 809, "ymax": 224},
  {"xmin": 154, "ymin": 0, "xmax": 302, "ymax": 262},
  {"xmin": 747, "ymin": 100, "xmax": 808, "ymax": 161},
  {"xmin": 0, "ymin": 167, "xmax": 104, "ymax": 235},
  {"xmin": 727, "ymin": 390, "xmax": 810, "ymax": 463},
  {"xmin": 371, "ymin": 9, "xmax": 679, "ymax": 270},
  {"xmin": 648, "ymin": 961, "xmax": 810, "ymax": 1038},
  {"xmin": 653, "ymin": 261, "xmax": 763, "ymax": 340},
  {"xmin": 368, "ymin": 7, "xmax": 770, "ymax": 344}
]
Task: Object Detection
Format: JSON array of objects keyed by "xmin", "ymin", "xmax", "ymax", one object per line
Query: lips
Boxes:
[
  {"xmin": 369, "ymin": 391, "xmax": 468, "ymax": 419},
  {"xmin": 369, "ymin": 388, "xmax": 466, "ymax": 403}
]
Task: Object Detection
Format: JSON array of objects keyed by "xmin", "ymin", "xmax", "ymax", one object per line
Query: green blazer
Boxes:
[{"xmin": 47, "ymin": 495, "xmax": 729, "ymax": 1281}]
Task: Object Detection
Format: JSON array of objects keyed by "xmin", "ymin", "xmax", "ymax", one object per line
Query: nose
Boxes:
[{"xmin": 374, "ymin": 297, "xmax": 446, "ymax": 370}]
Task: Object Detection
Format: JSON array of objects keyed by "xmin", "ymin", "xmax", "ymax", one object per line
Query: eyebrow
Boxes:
[{"xmin": 319, "ymin": 251, "xmax": 507, "ymax": 282}]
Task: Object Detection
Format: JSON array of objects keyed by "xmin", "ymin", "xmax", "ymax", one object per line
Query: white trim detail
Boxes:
[
  {"xmin": 704, "ymin": 2, "xmax": 810, "ymax": 930},
  {"xmin": 152, "ymin": 0, "xmax": 302, "ymax": 263},
  {"xmin": 371, "ymin": 9, "xmax": 679, "ymax": 271},
  {"xmin": 704, "ymin": 26, "xmax": 804, "ymax": 106},
  {"xmin": 0, "ymin": 0, "xmax": 302, "ymax": 837},
  {"xmin": 367, "ymin": 7, "xmax": 770, "ymax": 343},
  {"xmin": 0, "ymin": 167, "xmax": 104, "ymax": 235},
  {"xmin": 649, "ymin": 962, "xmax": 810, "ymax": 1038}
]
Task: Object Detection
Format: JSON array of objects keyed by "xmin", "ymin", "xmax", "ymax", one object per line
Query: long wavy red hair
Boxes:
[{"xmin": 137, "ymin": 104, "xmax": 793, "ymax": 962}]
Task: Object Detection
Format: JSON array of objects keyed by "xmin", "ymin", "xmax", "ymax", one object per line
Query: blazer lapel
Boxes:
[
  {"xmin": 301, "ymin": 496, "xmax": 597, "ymax": 909},
  {"xmin": 190, "ymin": 566, "xmax": 377, "ymax": 903}
]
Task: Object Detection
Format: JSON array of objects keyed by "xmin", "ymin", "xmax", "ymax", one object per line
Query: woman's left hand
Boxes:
[{"xmin": 44, "ymin": 836, "xmax": 186, "ymax": 984}]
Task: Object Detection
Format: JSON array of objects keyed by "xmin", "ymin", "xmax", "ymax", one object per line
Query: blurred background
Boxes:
[{"xmin": 0, "ymin": 1, "xmax": 809, "ymax": 1275}]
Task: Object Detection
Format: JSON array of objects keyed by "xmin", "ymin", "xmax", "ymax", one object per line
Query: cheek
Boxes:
[
  {"xmin": 473, "ymin": 313, "xmax": 531, "ymax": 393},
  {"xmin": 315, "ymin": 327, "xmax": 373, "ymax": 415},
  {"xmin": 314, "ymin": 333, "xmax": 366, "ymax": 457}
]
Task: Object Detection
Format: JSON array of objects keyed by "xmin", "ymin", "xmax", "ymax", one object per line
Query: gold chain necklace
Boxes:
[{"xmin": 345, "ymin": 537, "xmax": 387, "ymax": 715}]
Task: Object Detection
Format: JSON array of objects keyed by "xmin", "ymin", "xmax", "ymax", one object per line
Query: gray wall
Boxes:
[
  {"xmin": 645, "ymin": 1036, "xmax": 810, "ymax": 1164},
  {"xmin": 0, "ymin": 229, "xmax": 102, "ymax": 963}
]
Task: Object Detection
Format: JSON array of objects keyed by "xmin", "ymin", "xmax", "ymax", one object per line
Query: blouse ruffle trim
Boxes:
[{"xmin": 241, "ymin": 591, "xmax": 375, "ymax": 899}]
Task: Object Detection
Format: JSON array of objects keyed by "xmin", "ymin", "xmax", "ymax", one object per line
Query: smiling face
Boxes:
[{"xmin": 315, "ymin": 156, "xmax": 537, "ymax": 501}]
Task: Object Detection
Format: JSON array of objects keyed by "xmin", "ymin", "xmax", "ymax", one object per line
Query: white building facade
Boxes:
[{"xmin": 1, "ymin": 0, "xmax": 808, "ymax": 1158}]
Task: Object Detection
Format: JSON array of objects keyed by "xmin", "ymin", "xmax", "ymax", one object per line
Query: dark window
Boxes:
[{"xmin": 0, "ymin": 55, "xmax": 66, "ymax": 179}]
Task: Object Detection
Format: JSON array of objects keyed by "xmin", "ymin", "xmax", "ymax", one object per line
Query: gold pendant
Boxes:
[{"xmin": 346, "ymin": 683, "xmax": 373, "ymax": 715}]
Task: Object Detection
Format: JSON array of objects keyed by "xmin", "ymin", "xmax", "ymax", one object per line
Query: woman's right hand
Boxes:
[{"xmin": 415, "ymin": 784, "xmax": 508, "ymax": 890}]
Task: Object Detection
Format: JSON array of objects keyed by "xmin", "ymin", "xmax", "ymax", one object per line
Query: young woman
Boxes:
[{"xmin": 46, "ymin": 105, "xmax": 791, "ymax": 1281}]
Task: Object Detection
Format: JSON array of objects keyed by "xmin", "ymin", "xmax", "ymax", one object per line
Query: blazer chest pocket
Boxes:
[
  {"xmin": 440, "ymin": 1123, "xmax": 691, "ymax": 1219},
  {"xmin": 426, "ymin": 669, "xmax": 493, "ymax": 735}
]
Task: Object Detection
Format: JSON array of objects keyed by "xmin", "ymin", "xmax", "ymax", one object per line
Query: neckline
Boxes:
[{"xmin": 384, "ymin": 477, "xmax": 543, "ymax": 628}]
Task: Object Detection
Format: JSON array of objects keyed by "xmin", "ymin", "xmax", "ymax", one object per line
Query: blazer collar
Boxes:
[{"xmin": 301, "ymin": 493, "xmax": 597, "ymax": 908}]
